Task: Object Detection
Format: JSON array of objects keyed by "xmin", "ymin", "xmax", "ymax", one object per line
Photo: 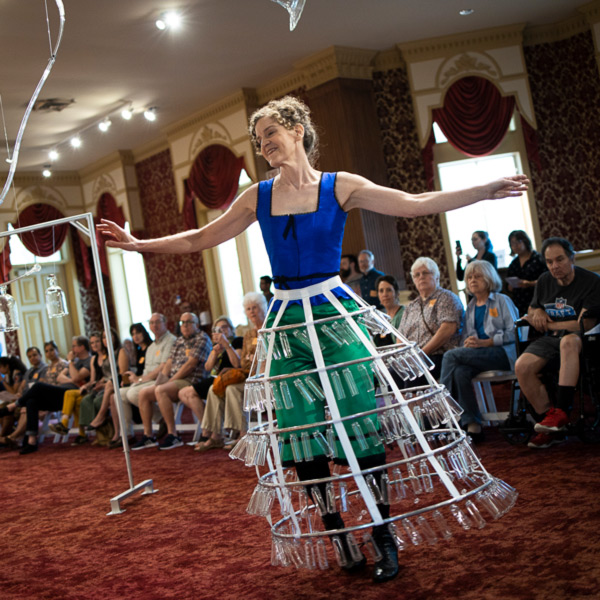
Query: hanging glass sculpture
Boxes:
[
  {"xmin": 45, "ymin": 273, "xmax": 68, "ymax": 318},
  {"xmin": 270, "ymin": 0, "xmax": 306, "ymax": 30},
  {"xmin": 0, "ymin": 285, "xmax": 20, "ymax": 331}
]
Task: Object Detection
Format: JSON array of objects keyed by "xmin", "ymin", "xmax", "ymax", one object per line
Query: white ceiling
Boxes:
[{"xmin": 0, "ymin": 0, "xmax": 588, "ymax": 174}]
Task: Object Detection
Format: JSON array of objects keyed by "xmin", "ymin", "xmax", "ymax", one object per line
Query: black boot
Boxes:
[{"xmin": 372, "ymin": 526, "xmax": 399, "ymax": 583}]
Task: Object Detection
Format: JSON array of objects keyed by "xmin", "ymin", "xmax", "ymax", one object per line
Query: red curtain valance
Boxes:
[
  {"xmin": 432, "ymin": 76, "xmax": 515, "ymax": 158},
  {"xmin": 14, "ymin": 203, "xmax": 68, "ymax": 257},
  {"xmin": 182, "ymin": 179, "xmax": 197, "ymax": 230},
  {"xmin": 188, "ymin": 144, "xmax": 246, "ymax": 210},
  {"xmin": 0, "ymin": 244, "xmax": 12, "ymax": 284}
]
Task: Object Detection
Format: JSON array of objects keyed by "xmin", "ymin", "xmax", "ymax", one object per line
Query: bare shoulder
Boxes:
[{"xmin": 233, "ymin": 182, "xmax": 259, "ymax": 212}]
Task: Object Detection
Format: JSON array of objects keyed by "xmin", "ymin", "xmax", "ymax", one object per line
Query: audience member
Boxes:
[
  {"xmin": 506, "ymin": 230, "xmax": 547, "ymax": 316},
  {"xmin": 340, "ymin": 254, "xmax": 362, "ymax": 296},
  {"xmin": 195, "ymin": 292, "xmax": 266, "ymax": 452},
  {"xmin": 515, "ymin": 237, "xmax": 600, "ymax": 449},
  {"xmin": 0, "ymin": 356, "xmax": 27, "ymax": 395},
  {"xmin": 260, "ymin": 275, "xmax": 274, "ymax": 304},
  {"xmin": 440, "ymin": 260, "xmax": 518, "ymax": 443},
  {"xmin": 132, "ymin": 312, "xmax": 212, "ymax": 450},
  {"xmin": 107, "ymin": 313, "xmax": 176, "ymax": 449},
  {"xmin": 3, "ymin": 336, "xmax": 91, "ymax": 454},
  {"xmin": 456, "ymin": 230, "xmax": 497, "ymax": 281},
  {"xmin": 0, "ymin": 347, "xmax": 47, "ymax": 446},
  {"xmin": 175, "ymin": 300, "xmax": 194, "ymax": 336},
  {"xmin": 373, "ymin": 275, "xmax": 404, "ymax": 348},
  {"xmin": 399, "ymin": 257, "xmax": 464, "ymax": 379},
  {"xmin": 358, "ymin": 249, "xmax": 385, "ymax": 308},
  {"xmin": 178, "ymin": 315, "xmax": 243, "ymax": 439}
]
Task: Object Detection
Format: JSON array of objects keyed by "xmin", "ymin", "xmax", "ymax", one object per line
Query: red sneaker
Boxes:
[
  {"xmin": 527, "ymin": 432, "xmax": 566, "ymax": 449},
  {"xmin": 534, "ymin": 407, "xmax": 569, "ymax": 433}
]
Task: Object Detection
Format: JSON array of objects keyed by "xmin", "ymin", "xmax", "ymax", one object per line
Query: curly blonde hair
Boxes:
[{"xmin": 248, "ymin": 96, "xmax": 319, "ymax": 166}]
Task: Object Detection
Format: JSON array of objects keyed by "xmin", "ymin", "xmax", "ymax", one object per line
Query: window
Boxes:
[
  {"xmin": 107, "ymin": 222, "xmax": 152, "ymax": 336},
  {"xmin": 8, "ymin": 223, "xmax": 62, "ymax": 265},
  {"xmin": 209, "ymin": 169, "xmax": 272, "ymax": 327},
  {"xmin": 434, "ymin": 114, "xmax": 537, "ymax": 292}
]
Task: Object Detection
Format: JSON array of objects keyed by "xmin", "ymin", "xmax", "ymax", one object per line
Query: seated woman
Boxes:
[
  {"xmin": 373, "ymin": 275, "xmax": 404, "ymax": 348},
  {"xmin": 178, "ymin": 315, "xmax": 242, "ymax": 441},
  {"xmin": 106, "ymin": 322, "xmax": 152, "ymax": 446},
  {"xmin": 81, "ymin": 329, "xmax": 129, "ymax": 436},
  {"xmin": 0, "ymin": 349, "xmax": 46, "ymax": 447},
  {"xmin": 0, "ymin": 356, "xmax": 27, "ymax": 395},
  {"xmin": 195, "ymin": 292, "xmax": 266, "ymax": 452},
  {"xmin": 399, "ymin": 257, "xmax": 464, "ymax": 379},
  {"xmin": 506, "ymin": 229, "xmax": 547, "ymax": 317},
  {"xmin": 440, "ymin": 260, "xmax": 519, "ymax": 443}
]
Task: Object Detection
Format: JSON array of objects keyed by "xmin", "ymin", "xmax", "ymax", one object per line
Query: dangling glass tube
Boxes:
[{"xmin": 0, "ymin": 285, "xmax": 20, "ymax": 331}]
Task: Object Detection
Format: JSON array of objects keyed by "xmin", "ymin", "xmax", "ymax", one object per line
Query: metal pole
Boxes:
[{"xmin": 1, "ymin": 212, "xmax": 156, "ymax": 512}]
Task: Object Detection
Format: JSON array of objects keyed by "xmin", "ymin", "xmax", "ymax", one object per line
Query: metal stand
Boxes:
[{"xmin": 0, "ymin": 212, "xmax": 157, "ymax": 514}]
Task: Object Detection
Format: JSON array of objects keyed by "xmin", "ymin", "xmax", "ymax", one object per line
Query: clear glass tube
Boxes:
[{"xmin": 45, "ymin": 274, "xmax": 68, "ymax": 319}]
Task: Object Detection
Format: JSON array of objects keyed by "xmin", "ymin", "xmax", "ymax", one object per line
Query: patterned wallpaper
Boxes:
[
  {"xmin": 135, "ymin": 149, "xmax": 210, "ymax": 332},
  {"xmin": 524, "ymin": 31, "xmax": 600, "ymax": 250},
  {"xmin": 372, "ymin": 67, "xmax": 451, "ymax": 292}
]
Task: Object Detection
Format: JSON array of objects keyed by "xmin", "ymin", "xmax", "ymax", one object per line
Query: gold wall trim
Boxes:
[
  {"xmin": 398, "ymin": 23, "xmax": 525, "ymax": 60},
  {"xmin": 14, "ymin": 172, "xmax": 80, "ymax": 187}
]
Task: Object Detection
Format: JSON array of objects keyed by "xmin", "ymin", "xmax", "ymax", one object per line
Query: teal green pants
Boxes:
[{"xmin": 266, "ymin": 299, "xmax": 381, "ymax": 464}]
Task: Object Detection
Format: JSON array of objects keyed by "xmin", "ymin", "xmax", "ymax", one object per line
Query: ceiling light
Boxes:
[
  {"xmin": 98, "ymin": 118, "xmax": 112, "ymax": 132},
  {"xmin": 121, "ymin": 107, "xmax": 133, "ymax": 120},
  {"xmin": 459, "ymin": 9, "xmax": 474, "ymax": 16},
  {"xmin": 144, "ymin": 107, "xmax": 157, "ymax": 122},
  {"xmin": 156, "ymin": 11, "xmax": 182, "ymax": 30},
  {"xmin": 42, "ymin": 166, "xmax": 52, "ymax": 178},
  {"xmin": 70, "ymin": 136, "xmax": 82, "ymax": 148},
  {"xmin": 48, "ymin": 149, "xmax": 59, "ymax": 161}
]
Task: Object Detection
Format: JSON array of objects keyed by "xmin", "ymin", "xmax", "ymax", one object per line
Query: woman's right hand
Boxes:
[{"xmin": 97, "ymin": 219, "xmax": 140, "ymax": 251}]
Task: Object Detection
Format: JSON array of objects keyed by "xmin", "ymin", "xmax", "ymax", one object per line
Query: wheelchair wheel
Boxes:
[{"xmin": 499, "ymin": 415, "xmax": 534, "ymax": 445}]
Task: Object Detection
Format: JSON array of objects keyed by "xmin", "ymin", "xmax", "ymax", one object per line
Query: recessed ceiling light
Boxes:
[{"xmin": 459, "ymin": 9, "xmax": 474, "ymax": 16}]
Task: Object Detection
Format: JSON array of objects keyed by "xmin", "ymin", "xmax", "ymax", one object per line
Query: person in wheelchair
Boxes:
[{"xmin": 515, "ymin": 237, "xmax": 600, "ymax": 449}]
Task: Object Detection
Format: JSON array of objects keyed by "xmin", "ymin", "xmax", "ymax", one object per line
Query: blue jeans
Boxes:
[{"xmin": 440, "ymin": 346, "xmax": 510, "ymax": 426}]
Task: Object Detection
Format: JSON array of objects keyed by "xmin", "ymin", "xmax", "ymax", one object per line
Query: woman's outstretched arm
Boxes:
[
  {"xmin": 97, "ymin": 184, "xmax": 258, "ymax": 253},
  {"xmin": 337, "ymin": 172, "xmax": 529, "ymax": 217}
]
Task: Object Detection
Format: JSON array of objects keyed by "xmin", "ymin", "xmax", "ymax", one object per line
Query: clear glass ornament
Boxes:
[
  {"xmin": 0, "ymin": 285, "xmax": 20, "ymax": 331},
  {"xmin": 45, "ymin": 274, "xmax": 68, "ymax": 319}
]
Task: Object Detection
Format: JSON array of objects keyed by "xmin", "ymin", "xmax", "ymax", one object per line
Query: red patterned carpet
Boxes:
[{"xmin": 1, "ymin": 425, "xmax": 599, "ymax": 600}]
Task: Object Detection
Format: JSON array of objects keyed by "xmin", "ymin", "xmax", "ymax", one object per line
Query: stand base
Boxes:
[{"xmin": 107, "ymin": 479, "xmax": 158, "ymax": 515}]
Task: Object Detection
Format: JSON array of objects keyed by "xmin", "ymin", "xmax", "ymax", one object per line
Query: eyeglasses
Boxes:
[
  {"xmin": 179, "ymin": 320, "xmax": 196, "ymax": 326},
  {"xmin": 412, "ymin": 271, "xmax": 434, "ymax": 278}
]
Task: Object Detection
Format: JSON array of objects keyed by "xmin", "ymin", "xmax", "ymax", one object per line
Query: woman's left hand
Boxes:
[{"xmin": 486, "ymin": 175, "xmax": 529, "ymax": 199}]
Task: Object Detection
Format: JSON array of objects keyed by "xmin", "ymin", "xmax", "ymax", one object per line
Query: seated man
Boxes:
[
  {"xmin": 358, "ymin": 249, "xmax": 385, "ymax": 308},
  {"xmin": 107, "ymin": 313, "xmax": 176, "ymax": 448},
  {"xmin": 515, "ymin": 237, "xmax": 600, "ymax": 449},
  {"xmin": 132, "ymin": 312, "xmax": 212, "ymax": 450},
  {"xmin": 4, "ymin": 336, "xmax": 91, "ymax": 454}
]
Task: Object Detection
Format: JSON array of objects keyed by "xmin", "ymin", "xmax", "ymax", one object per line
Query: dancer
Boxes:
[{"xmin": 99, "ymin": 96, "xmax": 527, "ymax": 582}]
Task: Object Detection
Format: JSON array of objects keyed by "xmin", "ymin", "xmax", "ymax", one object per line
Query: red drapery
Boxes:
[
  {"xmin": 188, "ymin": 144, "xmax": 246, "ymax": 210},
  {"xmin": 432, "ymin": 76, "xmax": 515, "ymax": 158},
  {"xmin": 93, "ymin": 193, "xmax": 126, "ymax": 277},
  {"xmin": 520, "ymin": 115, "xmax": 543, "ymax": 174},
  {"xmin": 14, "ymin": 203, "xmax": 68, "ymax": 257},
  {"xmin": 0, "ymin": 244, "xmax": 12, "ymax": 284},
  {"xmin": 182, "ymin": 179, "xmax": 197, "ymax": 230}
]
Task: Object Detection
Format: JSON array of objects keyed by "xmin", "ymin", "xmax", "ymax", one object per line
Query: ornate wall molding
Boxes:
[
  {"xmin": 189, "ymin": 124, "xmax": 232, "ymax": 160},
  {"xmin": 397, "ymin": 24, "xmax": 536, "ymax": 147}
]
